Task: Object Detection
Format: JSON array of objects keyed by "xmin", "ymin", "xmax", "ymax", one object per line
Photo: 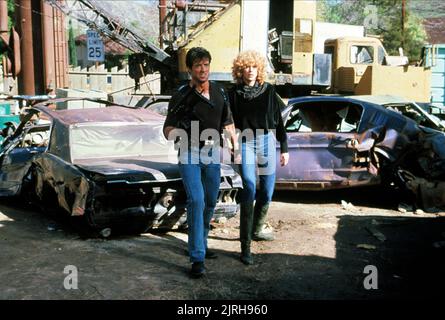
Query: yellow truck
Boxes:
[{"xmin": 172, "ymin": 0, "xmax": 432, "ymax": 102}]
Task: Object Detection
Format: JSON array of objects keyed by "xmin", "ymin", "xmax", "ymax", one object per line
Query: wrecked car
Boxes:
[
  {"xmin": 349, "ymin": 95, "xmax": 445, "ymax": 132},
  {"xmin": 276, "ymin": 95, "xmax": 445, "ymax": 212},
  {"xmin": 0, "ymin": 99, "xmax": 241, "ymax": 235}
]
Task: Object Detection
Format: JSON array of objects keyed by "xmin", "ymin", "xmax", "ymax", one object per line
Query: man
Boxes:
[{"xmin": 163, "ymin": 47, "xmax": 237, "ymax": 278}]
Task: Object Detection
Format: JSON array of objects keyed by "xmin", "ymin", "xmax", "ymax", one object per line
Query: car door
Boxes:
[
  {"xmin": 275, "ymin": 100, "xmax": 377, "ymax": 189},
  {"xmin": 0, "ymin": 122, "xmax": 50, "ymax": 196}
]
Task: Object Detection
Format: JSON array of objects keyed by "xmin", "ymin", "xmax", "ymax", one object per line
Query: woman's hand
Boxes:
[
  {"xmin": 280, "ymin": 152, "xmax": 289, "ymax": 167},
  {"xmin": 231, "ymin": 145, "xmax": 242, "ymax": 164}
]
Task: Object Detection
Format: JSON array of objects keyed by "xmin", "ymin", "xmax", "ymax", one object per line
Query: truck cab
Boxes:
[
  {"xmin": 325, "ymin": 37, "xmax": 432, "ymax": 103},
  {"xmin": 324, "ymin": 37, "xmax": 387, "ymax": 93}
]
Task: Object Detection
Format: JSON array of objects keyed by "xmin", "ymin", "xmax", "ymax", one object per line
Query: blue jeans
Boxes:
[
  {"xmin": 178, "ymin": 147, "xmax": 221, "ymax": 262},
  {"xmin": 239, "ymin": 132, "xmax": 276, "ymax": 205}
]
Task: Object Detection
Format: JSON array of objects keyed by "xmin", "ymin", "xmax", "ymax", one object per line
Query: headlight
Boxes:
[
  {"xmin": 31, "ymin": 133, "xmax": 44, "ymax": 145},
  {"xmin": 159, "ymin": 193, "xmax": 174, "ymax": 208}
]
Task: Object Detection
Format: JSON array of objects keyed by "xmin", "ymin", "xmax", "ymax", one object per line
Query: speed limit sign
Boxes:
[{"xmin": 86, "ymin": 29, "xmax": 105, "ymax": 62}]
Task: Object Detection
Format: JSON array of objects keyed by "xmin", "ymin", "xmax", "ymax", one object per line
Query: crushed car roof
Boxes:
[
  {"xmin": 344, "ymin": 95, "xmax": 411, "ymax": 105},
  {"xmin": 288, "ymin": 95, "xmax": 411, "ymax": 106},
  {"xmin": 34, "ymin": 105, "xmax": 165, "ymax": 125},
  {"xmin": 348, "ymin": 95, "xmax": 445, "ymax": 130},
  {"xmin": 286, "ymin": 95, "xmax": 445, "ymax": 131},
  {"xmin": 287, "ymin": 95, "xmax": 377, "ymax": 106}
]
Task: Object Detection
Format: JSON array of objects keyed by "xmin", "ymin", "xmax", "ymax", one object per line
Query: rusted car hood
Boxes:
[{"xmin": 74, "ymin": 156, "xmax": 181, "ymax": 182}]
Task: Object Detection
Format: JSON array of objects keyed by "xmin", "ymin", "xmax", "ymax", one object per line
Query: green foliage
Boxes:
[
  {"xmin": 104, "ymin": 54, "xmax": 127, "ymax": 70},
  {"xmin": 68, "ymin": 20, "xmax": 78, "ymax": 67},
  {"xmin": 317, "ymin": 0, "xmax": 427, "ymax": 61},
  {"xmin": 402, "ymin": 14, "xmax": 427, "ymax": 59},
  {"xmin": 7, "ymin": 0, "xmax": 14, "ymax": 29},
  {"xmin": 1, "ymin": 0, "xmax": 14, "ymax": 60},
  {"xmin": 130, "ymin": 21, "xmax": 140, "ymax": 29},
  {"xmin": 318, "ymin": 0, "xmax": 364, "ymax": 24}
]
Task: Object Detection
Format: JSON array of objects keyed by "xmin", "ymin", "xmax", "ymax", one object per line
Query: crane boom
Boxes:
[{"xmin": 45, "ymin": 0, "xmax": 171, "ymax": 65}]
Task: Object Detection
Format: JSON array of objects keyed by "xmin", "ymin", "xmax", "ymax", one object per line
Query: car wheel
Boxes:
[{"xmin": 99, "ymin": 227, "xmax": 112, "ymax": 238}]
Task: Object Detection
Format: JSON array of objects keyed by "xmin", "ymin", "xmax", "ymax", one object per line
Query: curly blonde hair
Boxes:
[{"xmin": 232, "ymin": 50, "xmax": 266, "ymax": 85}]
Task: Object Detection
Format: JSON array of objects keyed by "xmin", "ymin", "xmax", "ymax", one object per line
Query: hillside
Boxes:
[
  {"xmin": 92, "ymin": 0, "xmax": 159, "ymax": 44},
  {"xmin": 409, "ymin": 0, "xmax": 445, "ymax": 19},
  {"xmin": 68, "ymin": 0, "xmax": 160, "ymax": 46}
]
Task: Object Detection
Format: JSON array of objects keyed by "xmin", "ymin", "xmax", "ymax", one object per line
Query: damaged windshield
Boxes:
[
  {"xmin": 70, "ymin": 122, "xmax": 175, "ymax": 160},
  {"xmin": 285, "ymin": 101, "xmax": 363, "ymax": 133}
]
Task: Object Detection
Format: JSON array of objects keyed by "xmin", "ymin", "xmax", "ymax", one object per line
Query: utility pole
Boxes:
[
  {"xmin": 0, "ymin": 0, "xmax": 7, "ymax": 38},
  {"xmin": 16, "ymin": 0, "xmax": 36, "ymax": 95},
  {"xmin": 1, "ymin": 0, "xmax": 9, "ymax": 93},
  {"xmin": 15, "ymin": 0, "xmax": 67, "ymax": 95},
  {"xmin": 159, "ymin": 0, "xmax": 167, "ymax": 49},
  {"xmin": 402, "ymin": 0, "xmax": 406, "ymax": 49}
]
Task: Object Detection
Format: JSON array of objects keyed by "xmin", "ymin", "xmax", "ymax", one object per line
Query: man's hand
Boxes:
[
  {"xmin": 223, "ymin": 123, "xmax": 240, "ymax": 164},
  {"xmin": 280, "ymin": 152, "xmax": 289, "ymax": 166},
  {"xmin": 163, "ymin": 126, "xmax": 176, "ymax": 140},
  {"xmin": 231, "ymin": 146, "xmax": 242, "ymax": 164}
]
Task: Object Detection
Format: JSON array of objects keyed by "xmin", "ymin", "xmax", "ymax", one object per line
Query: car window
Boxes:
[
  {"xmin": 378, "ymin": 46, "xmax": 386, "ymax": 65},
  {"xmin": 285, "ymin": 102, "xmax": 363, "ymax": 133},
  {"xmin": 70, "ymin": 122, "xmax": 175, "ymax": 160},
  {"xmin": 146, "ymin": 101, "xmax": 169, "ymax": 116},
  {"xmin": 324, "ymin": 45, "xmax": 335, "ymax": 67},
  {"xmin": 285, "ymin": 109, "xmax": 311, "ymax": 132},
  {"xmin": 20, "ymin": 124, "xmax": 51, "ymax": 148},
  {"xmin": 350, "ymin": 45, "xmax": 374, "ymax": 64}
]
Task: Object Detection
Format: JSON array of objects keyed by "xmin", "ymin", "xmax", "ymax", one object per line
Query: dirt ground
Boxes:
[{"xmin": 1, "ymin": 186, "xmax": 444, "ymax": 300}]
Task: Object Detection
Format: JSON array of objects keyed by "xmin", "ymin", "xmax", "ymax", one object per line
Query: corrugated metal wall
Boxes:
[{"xmin": 429, "ymin": 45, "xmax": 445, "ymax": 107}]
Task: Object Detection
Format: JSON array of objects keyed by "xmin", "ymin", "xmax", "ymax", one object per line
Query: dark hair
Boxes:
[{"xmin": 185, "ymin": 47, "xmax": 212, "ymax": 69}]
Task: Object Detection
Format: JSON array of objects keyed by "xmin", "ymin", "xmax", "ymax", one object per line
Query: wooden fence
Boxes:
[{"xmin": 68, "ymin": 64, "xmax": 161, "ymax": 95}]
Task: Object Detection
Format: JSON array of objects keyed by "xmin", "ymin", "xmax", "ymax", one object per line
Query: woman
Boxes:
[{"xmin": 229, "ymin": 50, "xmax": 289, "ymax": 265}]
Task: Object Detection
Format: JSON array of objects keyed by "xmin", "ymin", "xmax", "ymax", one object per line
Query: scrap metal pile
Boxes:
[{"xmin": 355, "ymin": 96, "xmax": 445, "ymax": 212}]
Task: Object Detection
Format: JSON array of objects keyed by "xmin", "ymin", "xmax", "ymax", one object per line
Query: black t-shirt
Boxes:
[
  {"xmin": 164, "ymin": 81, "xmax": 233, "ymax": 143},
  {"xmin": 228, "ymin": 82, "xmax": 288, "ymax": 153}
]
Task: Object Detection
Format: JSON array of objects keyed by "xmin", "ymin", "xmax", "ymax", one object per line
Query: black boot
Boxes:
[
  {"xmin": 240, "ymin": 201, "xmax": 254, "ymax": 243},
  {"xmin": 252, "ymin": 203, "xmax": 274, "ymax": 241},
  {"xmin": 240, "ymin": 242, "xmax": 253, "ymax": 265},
  {"xmin": 239, "ymin": 202, "xmax": 254, "ymax": 265}
]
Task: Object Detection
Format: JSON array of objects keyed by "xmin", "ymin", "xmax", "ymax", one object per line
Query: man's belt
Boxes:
[
  {"xmin": 188, "ymin": 139, "xmax": 216, "ymax": 148},
  {"xmin": 203, "ymin": 139, "xmax": 215, "ymax": 146}
]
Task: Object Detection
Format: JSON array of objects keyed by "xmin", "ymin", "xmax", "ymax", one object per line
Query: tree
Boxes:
[
  {"xmin": 7, "ymin": 0, "xmax": 14, "ymax": 29},
  {"xmin": 1, "ymin": 0, "xmax": 14, "ymax": 61},
  {"xmin": 318, "ymin": 0, "xmax": 427, "ymax": 61},
  {"xmin": 68, "ymin": 20, "xmax": 78, "ymax": 67}
]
